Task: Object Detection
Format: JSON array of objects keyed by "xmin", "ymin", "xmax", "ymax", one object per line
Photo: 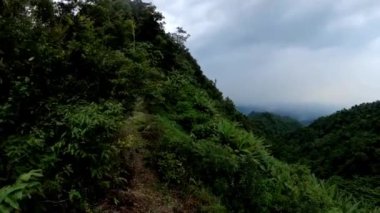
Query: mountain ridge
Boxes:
[{"xmin": 237, "ymin": 103, "xmax": 342, "ymax": 125}]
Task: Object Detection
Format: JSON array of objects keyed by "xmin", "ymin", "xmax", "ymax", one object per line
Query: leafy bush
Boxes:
[
  {"xmin": 156, "ymin": 152, "xmax": 186, "ymax": 184},
  {"xmin": 1, "ymin": 101, "xmax": 127, "ymax": 210}
]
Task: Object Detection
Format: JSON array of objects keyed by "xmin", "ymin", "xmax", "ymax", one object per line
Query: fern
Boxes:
[{"xmin": 0, "ymin": 170, "xmax": 43, "ymax": 212}]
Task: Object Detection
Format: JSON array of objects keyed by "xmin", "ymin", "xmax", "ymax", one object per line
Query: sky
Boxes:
[{"xmin": 148, "ymin": 0, "xmax": 380, "ymax": 113}]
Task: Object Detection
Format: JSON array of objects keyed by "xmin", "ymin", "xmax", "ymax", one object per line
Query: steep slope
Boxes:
[{"xmin": 0, "ymin": 0, "xmax": 377, "ymax": 212}]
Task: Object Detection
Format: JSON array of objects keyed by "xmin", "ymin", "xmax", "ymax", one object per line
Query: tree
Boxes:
[{"xmin": 169, "ymin": 27, "xmax": 190, "ymax": 47}]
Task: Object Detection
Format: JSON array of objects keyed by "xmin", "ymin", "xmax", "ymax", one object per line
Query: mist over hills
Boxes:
[{"xmin": 237, "ymin": 103, "xmax": 341, "ymax": 124}]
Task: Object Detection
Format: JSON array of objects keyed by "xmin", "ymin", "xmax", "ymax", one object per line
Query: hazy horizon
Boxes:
[
  {"xmin": 149, "ymin": 0, "xmax": 380, "ymax": 114},
  {"xmin": 237, "ymin": 102, "xmax": 345, "ymax": 122}
]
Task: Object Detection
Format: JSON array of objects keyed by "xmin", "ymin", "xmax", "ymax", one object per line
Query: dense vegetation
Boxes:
[
  {"xmin": 0, "ymin": 0, "xmax": 378, "ymax": 212},
  {"xmin": 269, "ymin": 102, "xmax": 380, "ymax": 206},
  {"xmin": 248, "ymin": 112, "xmax": 302, "ymax": 139}
]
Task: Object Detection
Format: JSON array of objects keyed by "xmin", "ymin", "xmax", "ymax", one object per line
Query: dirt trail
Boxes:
[
  {"xmin": 99, "ymin": 150, "xmax": 178, "ymax": 212},
  {"xmin": 99, "ymin": 111, "xmax": 198, "ymax": 212},
  {"xmin": 122, "ymin": 150, "xmax": 178, "ymax": 213}
]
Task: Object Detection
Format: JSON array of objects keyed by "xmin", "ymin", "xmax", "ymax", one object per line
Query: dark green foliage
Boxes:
[
  {"xmin": 329, "ymin": 176, "xmax": 380, "ymax": 206},
  {"xmin": 0, "ymin": 0, "xmax": 161, "ymax": 210},
  {"xmin": 274, "ymin": 102, "xmax": 380, "ymax": 178},
  {"xmin": 248, "ymin": 112, "xmax": 302, "ymax": 139},
  {"xmin": 268, "ymin": 102, "xmax": 380, "ymax": 207},
  {"xmin": 150, "ymin": 113, "xmax": 374, "ymax": 212}
]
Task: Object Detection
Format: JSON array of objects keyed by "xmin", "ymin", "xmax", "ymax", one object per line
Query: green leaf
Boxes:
[{"xmin": 4, "ymin": 197, "xmax": 19, "ymax": 210}]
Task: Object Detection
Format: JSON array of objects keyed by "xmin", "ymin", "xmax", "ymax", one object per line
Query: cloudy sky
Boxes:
[{"xmin": 148, "ymin": 0, "xmax": 380, "ymax": 112}]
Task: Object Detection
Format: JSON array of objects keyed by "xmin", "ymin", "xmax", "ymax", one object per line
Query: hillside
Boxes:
[
  {"xmin": 272, "ymin": 101, "xmax": 380, "ymax": 178},
  {"xmin": 269, "ymin": 102, "xmax": 380, "ymax": 206},
  {"xmin": 0, "ymin": 0, "xmax": 378, "ymax": 212},
  {"xmin": 248, "ymin": 112, "xmax": 302, "ymax": 139}
]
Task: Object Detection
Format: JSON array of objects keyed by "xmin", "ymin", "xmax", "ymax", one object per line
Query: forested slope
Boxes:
[
  {"xmin": 248, "ymin": 112, "xmax": 302, "ymax": 139},
  {"xmin": 0, "ymin": 0, "xmax": 377, "ymax": 212},
  {"xmin": 269, "ymin": 102, "xmax": 380, "ymax": 206},
  {"xmin": 272, "ymin": 102, "xmax": 380, "ymax": 178}
]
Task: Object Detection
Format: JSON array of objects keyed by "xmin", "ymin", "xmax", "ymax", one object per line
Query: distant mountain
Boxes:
[
  {"xmin": 237, "ymin": 106, "xmax": 257, "ymax": 115},
  {"xmin": 237, "ymin": 103, "xmax": 339, "ymax": 125}
]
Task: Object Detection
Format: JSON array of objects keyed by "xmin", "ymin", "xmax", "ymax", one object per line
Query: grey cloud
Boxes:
[{"xmin": 149, "ymin": 0, "xmax": 380, "ymax": 114}]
